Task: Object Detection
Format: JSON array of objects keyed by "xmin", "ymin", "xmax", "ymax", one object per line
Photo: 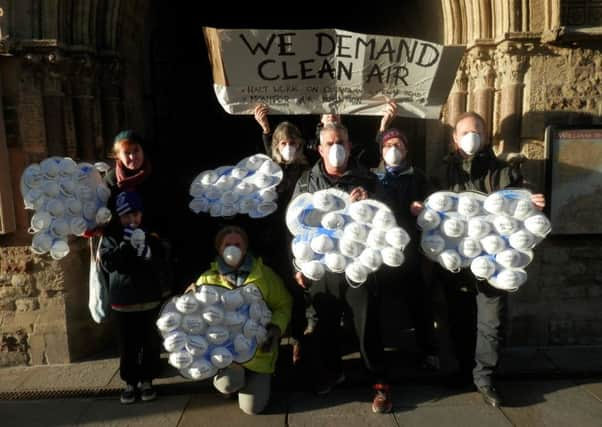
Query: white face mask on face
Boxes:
[
  {"xmin": 328, "ymin": 144, "xmax": 347, "ymax": 168},
  {"xmin": 458, "ymin": 132, "xmax": 481, "ymax": 156},
  {"xmin": 279, "ymin": 145, "xmax": 296, "ymax": 163},
  {"xmin": 222, "ymin": 245, "xmax": 242, "ymax": 267},
  {"xmin": 383, "ymin": 147, "xmax": 402, "ymax": 166}
]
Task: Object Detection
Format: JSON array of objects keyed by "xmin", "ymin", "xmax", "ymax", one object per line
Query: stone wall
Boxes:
[
  {"xmin": 0, "ymin": 0, "xmax": 150, "ymax": 366},
  {"xmin": 0, "ymin": 240, "xmax": 113, "ymax": 367},
  {"xmin": 509, "ymin": 239, "xmax": 602, "ymax": 346},
  {"xmin": 506, "ymin": 44, "xmax": 602, "ymax": 346}
]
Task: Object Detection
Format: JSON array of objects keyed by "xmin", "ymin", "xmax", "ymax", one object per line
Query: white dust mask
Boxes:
[
  {"xmin": 383, "ymin": 147, "xmax": 402, "ymax": 166},
  {"xmin": 459, "ymin": 132, "xmax": 481, "ymax": 156},
  {"xmin": 222, "ymin": 245, "xmax": 242, "ymax": 267},
  {"xmin": 328, "ymin": 144, "xmax": 347, "ymax": 168},
  {"xmin": 279, "ymin": 145, "xmax": 296, "ymax": 163}
]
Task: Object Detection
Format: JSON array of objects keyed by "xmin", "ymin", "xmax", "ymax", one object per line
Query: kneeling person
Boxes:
[{"xmin": 190, "ymin": 226, "xmax": 292, "ymax": 415}]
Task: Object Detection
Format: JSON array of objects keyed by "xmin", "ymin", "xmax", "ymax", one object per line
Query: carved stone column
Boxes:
[
  {"xmin": 70, "ymin": 55, "xmax": 98, "ymax": 161},
  {"xmin": 447, "ymin": 58, "xmax": 468, "ymax": 128},
  {"xmin": 99, "ymin": 57, "xmax": 123, "ymax": 157},
  {"xmin": 18, "ymin": 54, "xmax": 47, "ymax": 157},
  {"xmin": 495, "ymin": 43, "xmax": 529, "ymax": 153},
  {"xmin": 42, "ymin": 51, "xmax": 67, "ymax": 156},
  {"xmin": 467, "ymin": 46, "xmax": 496, "ymax": 141}
]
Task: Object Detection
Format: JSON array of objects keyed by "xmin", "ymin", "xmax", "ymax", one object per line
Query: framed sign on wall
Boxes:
[{"xmin": 546, "ymin": 126, "xmax": 602, "ymax": 235}]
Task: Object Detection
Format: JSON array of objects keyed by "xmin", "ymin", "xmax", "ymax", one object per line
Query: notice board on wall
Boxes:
[{"xmin": 546, "ymin": 126, "xmax": 602, "ymax": 234}]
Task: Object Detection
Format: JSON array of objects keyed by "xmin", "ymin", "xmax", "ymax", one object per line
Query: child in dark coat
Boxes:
[{"xmin": 99, "ymin": 191, "xmax": 165, "ymax": 404}]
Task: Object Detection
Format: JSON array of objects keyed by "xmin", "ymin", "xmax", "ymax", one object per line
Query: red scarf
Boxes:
[{"xmin": 116, "ymin": 158, "xmax": 152, "ymax": 191}]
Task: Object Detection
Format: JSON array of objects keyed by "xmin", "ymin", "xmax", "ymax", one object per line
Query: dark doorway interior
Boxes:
[{"xmin": 147, "ymin": 3, "xmax": 435, "ymax": 288}]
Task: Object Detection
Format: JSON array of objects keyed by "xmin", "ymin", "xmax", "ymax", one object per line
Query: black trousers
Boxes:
[
  {"xmin": 377, "ymin": 262, "xmax": 437, "ymax": 356},
  {"xmin": 437, "ymin": 267, "xmax": 506, "ymax": 386},
  {"xmin": 473, "ymin": 283, "xmax": 506, "ymax": 387},
  {"xmin": 115, "ymin": 307, "xmax": 161, "ymax": 386},
  {"xmin": 306, "ymin": 272, "xmax": 385, "ymax": 380}
]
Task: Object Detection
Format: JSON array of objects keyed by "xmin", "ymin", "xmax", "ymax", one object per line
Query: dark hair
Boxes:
[
  {"xmin": 214, "ymin": 226, "xmax": 249, "ymax": 252},
  {"xmin": 112, "ymin": 130, "xmax": 145, "ymax": 156}
]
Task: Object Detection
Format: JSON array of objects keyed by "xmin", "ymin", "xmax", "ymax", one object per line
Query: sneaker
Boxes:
[
  {"xmin": 120, "ymin": 384, "xmax": 136, "ymax": 404},
  {"xmin": 139, "ymin": 381, "xmax": 157, "ymax": 402},
  {"xmin": 372, "ymin": 383, "xmax": 392, "ymax": 414},
  {"xmin": 314, "ymin": 371, "xmax": 346, "ymax": 396}
]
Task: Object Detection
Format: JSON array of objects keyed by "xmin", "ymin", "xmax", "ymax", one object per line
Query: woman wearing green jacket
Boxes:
[{"xmin": 190, "ymin": 225, "xmax": 292, "ymax": 414}]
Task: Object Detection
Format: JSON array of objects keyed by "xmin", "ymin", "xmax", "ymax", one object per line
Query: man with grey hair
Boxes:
[
  {"xmin": 291, "ymin": 122, "xmax": 392, "ymax": 414},
  {"xmin": 420, "ymin": 111, "xmax": 546, "ymax": 408}
]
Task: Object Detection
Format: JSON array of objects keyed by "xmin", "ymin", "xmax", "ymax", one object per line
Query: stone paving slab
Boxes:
[
  {"xmin": 16, "ymin": 358, "xmax": 119, "ymax": 390},
  {"xmin": 178, "ymin": 391, "xmax": 287, "ymax": 427},
  {"xmin": 105, "ymin": 362, "xmax": 214, "ymax": 394},
  {"xmin": 393, "ymin": 404, "xmax": 511, "ymax": 426},
  {"xmin": 577, "ymin": 380, "xmax": 602, "ymax": 402},
  {"xmin": 392, "ymin": 385, "xmax": 483, "ymax": 407},
  {"xmin": 0, "ymin": 398, "xmax": 94, "ymax": 427},
  {"xmin": 78, "ymin": 394, "xmax": 190, "ymax": 427},
  {"xmin": 287, "ymin": 390, "xmax": 397, "ymax": 426},
  {"xmin": 0, "ymin": 365, "xmax": 36, "ymax": 392},
  {"xmin": 498, "ymin": 380, "xmax": 602, "ymax": 427}
]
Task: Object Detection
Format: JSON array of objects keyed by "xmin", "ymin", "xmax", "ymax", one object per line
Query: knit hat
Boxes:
[
  {"xmin": 115, "ymin": 191, "xmax": 143, "ymax": 216},
  {"xmin": 380, "ymin": 128, "xmax": 408, "ymax": 148}
]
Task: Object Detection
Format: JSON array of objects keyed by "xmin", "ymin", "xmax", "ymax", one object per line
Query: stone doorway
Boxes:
[{"xmin": 146, "ymin": 2, "xmax": 442, "ymax": 288}]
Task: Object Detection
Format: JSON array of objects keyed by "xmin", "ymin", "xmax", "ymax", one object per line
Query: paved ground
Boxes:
[{"xmin": 1, "ymin": 346, "xmax": 602, "ymax": 426}]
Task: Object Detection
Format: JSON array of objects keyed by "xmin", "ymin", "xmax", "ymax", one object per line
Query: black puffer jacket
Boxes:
[
  {"xmin": 372, "ymin": 164, "xmax": 429, "ymax": 233},
  {"xmin": 436, "ymin": 147, "xmax": 523, "ymax": 193},
  {"xmin": 291, "ymin": 159, "xmax": 384, "ymax": 200},
  {"xmin": 99, "ymin": 229, "xmax": 166, "ymax": 307}
]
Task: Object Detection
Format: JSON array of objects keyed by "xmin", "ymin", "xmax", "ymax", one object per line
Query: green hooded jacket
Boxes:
[{"xmin": 195, "ymin": 257, "xmax": 292, "ymax": 374}]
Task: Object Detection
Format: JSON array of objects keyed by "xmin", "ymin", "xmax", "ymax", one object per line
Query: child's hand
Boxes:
[{"xmin": 124, "ymin": 226, "xmax": 146, "ymax": 248}]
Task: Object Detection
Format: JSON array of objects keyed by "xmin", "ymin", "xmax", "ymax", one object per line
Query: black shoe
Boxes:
[
  {"xmin": 139, "ymin": 382, "xmax": 157, "ymax": 402},
  {"xmin": 120, "ymin": 384, "xmax": 136, "ymax": 404},
  {"xmin": 477, "ymin": 385, "xmax": 502, "ymax": 407}
]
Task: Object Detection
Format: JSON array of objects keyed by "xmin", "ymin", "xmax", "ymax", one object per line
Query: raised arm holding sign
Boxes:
[{"xmin": 204, "ymin": 28, "xmax": 464, "ymax": 119}]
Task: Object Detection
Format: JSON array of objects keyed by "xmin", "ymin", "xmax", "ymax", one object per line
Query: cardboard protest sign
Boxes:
[{"xmin": 204, "ymin": 27, "xmax": 464, "ymax": 119}]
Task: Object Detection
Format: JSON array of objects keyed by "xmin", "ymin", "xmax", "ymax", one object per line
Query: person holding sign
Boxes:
[
  {"xmin": 418, "ymin": 112, "xmax": 545, "ymax": 407},
  {"xmin": 372, "ymin": 128, "xmax": 439, "ymax": 372},
  {"xmin": 190, "ymin": 226, "xmax": 292, "ymax": 415},
  {"xmin": 247, "ymin": 117, "xmax": 311, "ymax": 367},
  {"xmin": 291, "ymin": 123, "xmax": 392, "ymax": 414},
  {"xmin": 254, "ymin": 100, "xmax": 398, "ymax": 168}
]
